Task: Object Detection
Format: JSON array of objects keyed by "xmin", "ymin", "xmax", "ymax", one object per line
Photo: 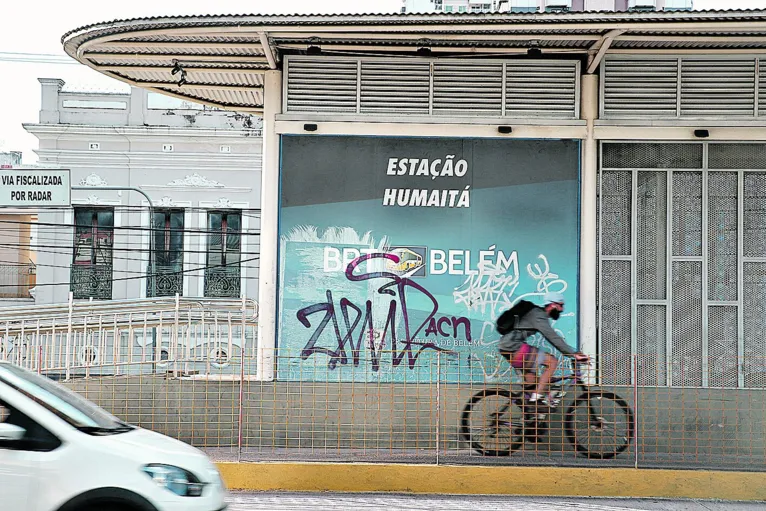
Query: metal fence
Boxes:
[{"xmin": 1, "ymin": 297, "xmax": 764, "ymax": 470}]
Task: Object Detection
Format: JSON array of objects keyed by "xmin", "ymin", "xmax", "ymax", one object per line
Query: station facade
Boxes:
[{"xmin": 62, "ymin": 10, "xmax": 766, "ymax": 387}]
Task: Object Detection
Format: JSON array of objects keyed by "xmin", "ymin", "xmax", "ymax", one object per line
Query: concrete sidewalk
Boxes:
[{"xmin": 226, "ymin": 492, "xmax": 766, "ymax": 510}]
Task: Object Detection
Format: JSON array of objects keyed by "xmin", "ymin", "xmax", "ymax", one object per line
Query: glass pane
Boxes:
[
  {"xmin": 168, "ymin": 211, "xmax": 184, "ymax": 265},
  {"xmin": 226, "ymin": 213, "xmax": 242, "ymax": 255},
  {"xmin": 97, "ymin": 209, "xmax": 114, "ymax": 229},
  {"xmin": 73, "ymin": 209, "xmax": 93, "ymax": 264}
]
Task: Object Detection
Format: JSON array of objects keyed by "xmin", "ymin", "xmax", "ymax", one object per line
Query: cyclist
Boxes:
[{"xmin": 498, "ymin": 291, "xmax": 589, "ymax": 408}]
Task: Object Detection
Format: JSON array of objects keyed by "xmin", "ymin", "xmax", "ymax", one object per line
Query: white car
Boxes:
[{"xmin": 0, "ymin": 361, "xmax": 228, "ymax": 511}]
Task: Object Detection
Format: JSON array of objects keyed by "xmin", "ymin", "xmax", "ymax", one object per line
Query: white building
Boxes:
[{"xmin": 23, "ymin": 78, "xmax": 263, "ymax": 305}]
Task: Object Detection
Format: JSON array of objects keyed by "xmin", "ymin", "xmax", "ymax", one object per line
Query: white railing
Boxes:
[{"xmin": 0, "ymin": 294, "xmax": 259, "ymax": 380}]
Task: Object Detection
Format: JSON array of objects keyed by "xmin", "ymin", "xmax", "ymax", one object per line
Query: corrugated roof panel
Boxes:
[
  {"xmin": 91, "ymin": 44, "xmax": 264, "ymax": 57},
  {"xmin": 155, "ymin": 86, "xmax": 263, "ymax": 109},
  {"xmin": 124, "ymin": 69, "xmax": 264, "ymax": 87}
]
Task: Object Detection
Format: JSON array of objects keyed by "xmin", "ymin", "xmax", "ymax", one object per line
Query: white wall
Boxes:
[{"xmin": 25, "ymin": 80, "xmax": 263, "ymax": 305}]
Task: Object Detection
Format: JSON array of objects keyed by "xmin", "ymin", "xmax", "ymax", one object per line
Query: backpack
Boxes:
[{"xmin": 496, "ymin": 300, "xmax": 537, "ymax": 335}]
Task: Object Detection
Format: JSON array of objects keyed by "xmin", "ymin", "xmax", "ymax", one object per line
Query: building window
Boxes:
[
  {"xmin": 147, "ymin": 209, "xmax": 184, "ymax": 297},
  {"xmin": 204, "ymin": 211, "xmax": 241, "ymax": 298},
  {"xmin": 71, "ymin": 208, "xmax": 114, "ymax": 300},
  {"xmin": 458, "ymin": 5, "xmax": 467, "ymax": 11},
  {"xmin": 445, "ymin": 5, "xmax": 454, "ymax": 11}
]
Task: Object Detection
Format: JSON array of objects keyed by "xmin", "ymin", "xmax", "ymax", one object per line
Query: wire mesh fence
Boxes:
[
  {"xmin": 42, "ymin": 349, "xmax": 766, "ymax": 470},
  {"xmin": 0, "ymin": 297, "xmax": 763, "ymax": 469}
]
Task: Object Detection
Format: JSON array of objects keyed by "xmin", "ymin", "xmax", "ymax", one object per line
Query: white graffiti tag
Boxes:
[
  {"xmin": 452, "ymin": 261, "xmax": 520, "ymax": 319},
  {"xmin": 454, "ymin": 254, "xmax": 572, "ymax": 381}
]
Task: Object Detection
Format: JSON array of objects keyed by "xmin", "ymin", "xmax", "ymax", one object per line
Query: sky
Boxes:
[{"xmin": 1, "ymin": 0, "xmax": 764, "ymax": 163}]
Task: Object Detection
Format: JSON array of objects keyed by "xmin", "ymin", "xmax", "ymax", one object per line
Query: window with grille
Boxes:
[
  {"xmin": 71, "ymin": 208, "xmax": 114, "ymax": 300},
  {"xmin": 147, "ymin": 209, "xmax": 184, "ymax": 297},
  {"xmin": 205, "ymin": 211, "xmax": 241, "ymax": 298},
  {"xmin": 598, "ymin": 142, "xmax": 766, "ymax": 389}
]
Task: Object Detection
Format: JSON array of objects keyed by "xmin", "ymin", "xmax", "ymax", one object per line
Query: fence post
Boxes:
[
  {"xmin": 173, "ymin": 294, "xmax": 180, "ymax": 379},
  {"xmin": 65, "ymin": 292, "xmax": 73, "ymax": 381},
  {"xmin": 436, "ymin": 350, "xmax": 441, "ymax": 466},
  {"xmin": 633, "ymin": 353, "xmax": 639, "ymax": 469},
  {"xmin": 237, "ymin": 296, "xmax": 246, "ymax": 462}
]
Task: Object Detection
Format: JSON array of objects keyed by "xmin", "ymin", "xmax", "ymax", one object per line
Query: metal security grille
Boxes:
[
  {"xmin": 601, "ymin": 55, "xmax": 765, "ymax": 119},
  {"xmin": 599, "ymin": 142, "xmax": 766, "ymax": 388},
  {"xmin": 284, "ymin": 55, "xmax": 580, "ymax": 119}
]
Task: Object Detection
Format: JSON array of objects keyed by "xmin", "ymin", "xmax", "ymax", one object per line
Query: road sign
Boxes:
[{"xmin": 0, "ymin": 169, "xmax": 71, "ymax": 207}]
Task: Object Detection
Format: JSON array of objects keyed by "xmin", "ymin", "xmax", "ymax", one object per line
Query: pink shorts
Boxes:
[{"xmin": 503, "ymin": 343, "xmax": 538, "ymax": 371}]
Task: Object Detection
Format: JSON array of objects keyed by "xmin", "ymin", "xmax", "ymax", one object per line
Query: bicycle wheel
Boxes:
[
  {"xmin": 460, "ymin": 388, "xmax": 525, "ymax": 456},
  {"xmin": 565, "ymin": 390, "xmax": 634, "ymax": 459}
]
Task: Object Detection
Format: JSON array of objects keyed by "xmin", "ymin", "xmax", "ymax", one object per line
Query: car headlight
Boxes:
[{"xmin": 143, "ymin": 464, "xmax": 206, "ymax": 497}]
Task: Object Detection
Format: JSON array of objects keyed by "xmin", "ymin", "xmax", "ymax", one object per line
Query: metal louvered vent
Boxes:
[
  {"xmin": 432, "ymin": 61, "xmax": 502, "ymax": 116},
  {"xmin": 505, "ymin": 61, "xmax": 578, "ymax": 118},
  {"xmin": 603, "ymin": 57, "xmax": 678, "ymax": 118},
  {"xmin": 680, "ymin": 58, "xmax": 756, "ymax": 117},
  {"xmin": 285, "ymin": 58, "xmax": 358, "ymax": 113},
  {"xmin": 360, "ymin": 60, "xmax": 430, "ymax": 115},
  {"xmin": 284, "ymin": 56, "xmax": 579, "ymax": 119},
  {"xmin": 760, "ymin": 62, "xmax": 766, "ymax": 116},
  {"xmin": 602, "ymin": 56, "xmax": 763, "ymax": 119}
]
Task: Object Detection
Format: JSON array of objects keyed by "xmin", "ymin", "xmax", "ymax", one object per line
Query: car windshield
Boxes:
[{"xmin": 0, "ymin": 363, "xmax": 125, "ymax": 431}]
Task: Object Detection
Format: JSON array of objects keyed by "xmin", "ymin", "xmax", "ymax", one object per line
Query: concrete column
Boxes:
[
  {"xmin": 38, "ymin": 78, "xmax": 64, "ymax": 124},
  {"xmin": 128, "ymin": 87, "xmax": 147, "ymax": 126},
  {"xmin": 256, "ymin": 70, "xmax": 282, "ymax": 381},
  {"xmin": 580, "ymin": 74, "xmax": 599, "ymax": 366}
]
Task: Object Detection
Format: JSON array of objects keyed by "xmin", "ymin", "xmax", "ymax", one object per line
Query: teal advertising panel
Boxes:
[{"xmin": 277, "ymin": 136, "xmax": 580, "ymax": 382}]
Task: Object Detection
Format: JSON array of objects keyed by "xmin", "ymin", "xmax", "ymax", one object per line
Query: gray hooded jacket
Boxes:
[{"xmin": 497, "ymin": 306, "xmax": 576, "ymax": 356}]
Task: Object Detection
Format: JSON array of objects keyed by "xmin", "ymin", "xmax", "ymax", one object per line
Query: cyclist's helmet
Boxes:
[{"xmin": 543, "ymin": 291, "xmax": 565, "ymax": 306}]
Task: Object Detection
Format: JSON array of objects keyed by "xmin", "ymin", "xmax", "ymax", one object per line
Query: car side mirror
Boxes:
[{"xmin": 0, "ymin": 423, "xmax": 26, "ymax": 441}]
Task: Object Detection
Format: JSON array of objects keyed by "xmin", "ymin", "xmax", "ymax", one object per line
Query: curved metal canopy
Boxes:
[{"xmin": 62, "ymin": 10, "xmax": 766, "ymax": 114}]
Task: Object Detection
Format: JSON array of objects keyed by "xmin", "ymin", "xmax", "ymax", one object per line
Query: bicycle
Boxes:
[{"xmin": 460, "ymin": 361, "xmax": 634, "ymax": 459}]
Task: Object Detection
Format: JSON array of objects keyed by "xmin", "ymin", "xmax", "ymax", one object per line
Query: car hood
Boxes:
[{"xmin": 93, "ymin": 427, "xmax": 216, "ymax": 480}]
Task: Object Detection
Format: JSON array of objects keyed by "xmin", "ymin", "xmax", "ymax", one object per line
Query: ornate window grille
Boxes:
[
  {"xmin": 204, "ymin": 211, "xmax": 241, "ymax": 298},
  {"xmin": 147, "ymin": 209, "xmax": 184, "ymax": 297},
  {"xmin": 71, "ymin": 208, "xmax": 114, "ymax": 300}
]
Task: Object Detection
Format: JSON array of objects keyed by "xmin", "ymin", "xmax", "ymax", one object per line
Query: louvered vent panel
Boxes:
[
  {"xmin": 360, "ymin": 60, "xmax": 430, "ymax": 114},
  {"xmin": 680, "ymin": 58, "xmax": 756, "ymax": 117},
  {"xmin": 505, "ymin": 62, "xmax": 578, "ymax": 118},
  {"xmin": 432, "ymin": 61, "xmax": 503, "ymax": 116},
  {"xmin": 759, "ymin": 59, "xmax": 766, "ymax": 116},
  {"xmin": 285, "ymin": 58, "xmax": 358, "ymax": 113},
  {"xmin": 602, "ymin": 57, "xmax": 678, "ymax": 118}
]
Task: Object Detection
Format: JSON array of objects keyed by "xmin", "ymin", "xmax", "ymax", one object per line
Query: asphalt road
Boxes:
[{"xmin": 225, "ymin": 492, "xmax": 766, "ymax": 510}]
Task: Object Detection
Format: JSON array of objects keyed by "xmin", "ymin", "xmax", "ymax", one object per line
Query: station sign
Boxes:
[{"xmin": 0, "ymin": 169, "xmax": 71, "ymax": 207}]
